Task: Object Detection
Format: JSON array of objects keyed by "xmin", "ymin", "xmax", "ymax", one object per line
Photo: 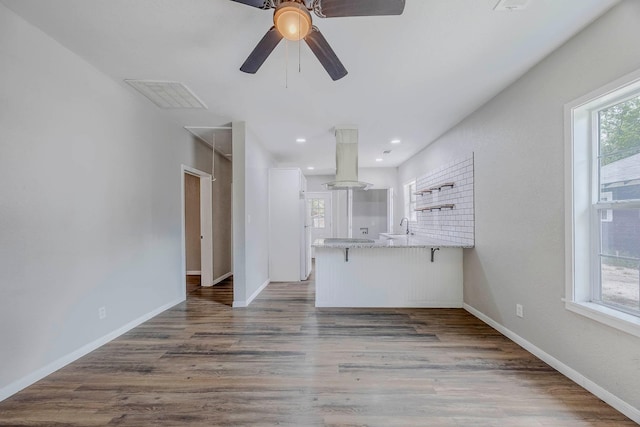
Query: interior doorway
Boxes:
[
  {"xmin": 184, "ymin": 126, "xmax": 234, "ymax": 288},
  {"xmin": 182, "ymin": 166, "xmax": 213, "ymax": 295},
  {"xmin": 184, "ymin": 173, "xmax": 202, "ymax": 292}
]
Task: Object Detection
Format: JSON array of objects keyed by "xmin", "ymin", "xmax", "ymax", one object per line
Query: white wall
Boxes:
[
  {"xmin": 244, "ymin": 128, "xmax": 274, "ymax": 300},
  {"xmin": 305, "ymin": 168, "xmax": 398, "ymax": 192},
  {"xmin": 352, "ymin": 189, "xmax": 388, "ymax": 238},
  {"xmin": 232, "ymin": 122, "xmax": 275, "ymax": 306},
  {"xmin": 212, "ymin": 151, "xmax": 233, "ymax": 281},
  {"xmin": 398, "ymin": 0, "xmax": 640, "ymax": 416},
  {"xmin": 358, "ymin": 168, "xmax": 401, "ymax": 234},
  {"xmin": 305, "ymin": 175, "xmax": 333, "ymax": 192},
  {"xmin": 358, "ymin": 168, "xmax": 398, "ymax": 191},
  {"xmin": 0, "ymin": 4, "xmax": 211, "ymax": 400}
]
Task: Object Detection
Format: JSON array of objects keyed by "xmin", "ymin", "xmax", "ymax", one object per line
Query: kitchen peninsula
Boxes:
[
  {"xmin": 313, "ymin": 154, "xmax": 475, "ymax": 308},
  {"xmin": 313, "ymin": 236, "xmax": 471, "ymax": 308}
]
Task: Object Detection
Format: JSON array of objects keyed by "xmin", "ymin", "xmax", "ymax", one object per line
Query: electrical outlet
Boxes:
[
  {"xmin": 98, "ymin": 306, "xmax": 107, "ymax": 320},
  {"xmin": 516, "ymin": 304, "xmax": 523, "ymax": 318}
]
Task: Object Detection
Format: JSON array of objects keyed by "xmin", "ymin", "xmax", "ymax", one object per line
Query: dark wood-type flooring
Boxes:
[{"xmin": 1, "ymin": 271, "xmax": 635, "ymax": 426}]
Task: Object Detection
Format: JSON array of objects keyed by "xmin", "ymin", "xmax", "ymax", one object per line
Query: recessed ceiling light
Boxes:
[
  {"xmin": 390, "ymin": 139, "xmax": 401, "ymax": 144},
  {"xmin": 296, "ymin": 138, "xmax": 306, "ymax": 143},
  {"xmin": 375, "ymin": 158, "xmax": 383, "ymax": 162},
  {"xmin": 307, "ymin": 166, "xmax": 315, "ymax": 170}
]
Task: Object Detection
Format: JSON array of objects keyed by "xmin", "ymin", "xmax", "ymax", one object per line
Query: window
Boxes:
[
  {"xmin": 309, "ymin": 198, "xmax": 326, "ymax": 229},
  {"xmin": 595, "ymin": 97, "xmax": 640, "ymax": 315},
  {"xmin": 566, "ymin": 69, "xmax": 640, "ymax": 336},
  {"xmin": 403, "ymin": 180, "xmax": 417, "ymax": 222}
]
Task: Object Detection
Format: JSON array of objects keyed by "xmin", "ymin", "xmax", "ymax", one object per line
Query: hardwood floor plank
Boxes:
[{"xmin": 0, "ymin": 277, "xmax": 635, "ymax": 426}]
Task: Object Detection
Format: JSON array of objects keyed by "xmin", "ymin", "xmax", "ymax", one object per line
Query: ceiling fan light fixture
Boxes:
[
  {"xmin": 274, "ymin": 2, "xmax": 312, "ymax": 41},
  {"xmin": 236, "ymin": 0, "xmax": 404, "ymax": 80}
]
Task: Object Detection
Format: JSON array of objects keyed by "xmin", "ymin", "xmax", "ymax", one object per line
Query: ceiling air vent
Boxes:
[
  {"xmin": 493, "ymin": 0, "xmax": 530, "ymax": 11},
  {"xmin": 124, "ymin": 80, "xmax": 207, "ymax": 109}
]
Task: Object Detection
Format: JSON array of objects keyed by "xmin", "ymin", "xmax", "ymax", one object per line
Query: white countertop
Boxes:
[{"xmin": 313, "ymin": 236, "xmax": 472, "ymax": 249}]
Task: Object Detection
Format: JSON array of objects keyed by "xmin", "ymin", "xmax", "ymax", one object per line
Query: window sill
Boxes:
[{"xmin": 566, "ymin": 301, "xmax": 640, "ymax": 338}]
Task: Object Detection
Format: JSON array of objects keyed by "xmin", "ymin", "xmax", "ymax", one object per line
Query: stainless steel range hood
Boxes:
[{"xmin": 323, "ymin": 127, "xmax": 372, "ymax": 190}]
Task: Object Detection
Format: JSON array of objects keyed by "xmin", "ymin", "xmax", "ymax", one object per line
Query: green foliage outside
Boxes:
[{"xmin": 599, "ymin": 95, "xmax": 640, "ymax": 165}]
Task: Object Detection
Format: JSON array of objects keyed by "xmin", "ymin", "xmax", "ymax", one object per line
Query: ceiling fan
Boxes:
[{"xmin": 232, "ymin": 0, "xmax": 406, "ymax": 81}]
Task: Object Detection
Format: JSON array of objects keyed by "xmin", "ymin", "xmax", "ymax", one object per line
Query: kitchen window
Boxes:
[
  {"xmin": 566, "ymin": 69, "xmax": 640, "ymax": 337},
  {"xmin": 403, "ymin": 180, "xmax": 417, "ymax": 222}
]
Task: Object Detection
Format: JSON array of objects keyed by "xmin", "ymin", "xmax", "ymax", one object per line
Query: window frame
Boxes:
[
  {"xmin": 565, "ymin": 68, "xmax": 640, "ymax": 338},
  {"xmin": 403, "ymin": 180, "xmax": 417, "ymax": 222},
  {"xmin": 592, "ymin": 100, "xmax": 640, "ymax": 316},
  {"xmin": 599, "ymin": 192, "xmax": 613, "ymax": 223},
  {"xmin": 309, "ymin": 198, "xmax": 326, "ymax": 229}
]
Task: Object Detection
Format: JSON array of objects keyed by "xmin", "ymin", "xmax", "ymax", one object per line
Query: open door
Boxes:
[{"xmin": 199, "ymin": 176, "xmax": 213, "ymax": 286}]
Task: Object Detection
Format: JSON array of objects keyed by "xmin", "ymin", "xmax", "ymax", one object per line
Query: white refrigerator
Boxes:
[{"xmin": 269, "ymin": 168, "xmax": 312, "ymax": 281}]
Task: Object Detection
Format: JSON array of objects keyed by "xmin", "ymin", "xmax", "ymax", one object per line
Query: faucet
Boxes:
[{"xmin": 400, "ymin": 217, "xmax": 410, "ymax": 235}]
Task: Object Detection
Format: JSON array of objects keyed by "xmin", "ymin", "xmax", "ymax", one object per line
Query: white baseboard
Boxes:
[
  {"xmin": 186, "ymin": 270, "xmax": 201, "ymax": 275},
  {"xmin": 233, "ymin": 278, "xmax": 270, "ymax": 308},
  {"xmin": 0, "ymin": 297, "xmax": 185, "ymax": 403},
  {"xmin": 463, "ymin": 303, "xmax": 640, "ymax": 424},
  {"xmin": 213, "ymin": 272, "xmax": 233, "ymax": 285}
]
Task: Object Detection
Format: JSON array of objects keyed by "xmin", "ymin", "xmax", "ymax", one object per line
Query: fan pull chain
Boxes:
[
  {"xmin": 285, "ymin": 39, "xmax": 289, "ymax": 89},
  {"xmin": 298, "ymin": 39, "xmax": 301, "ymax": 73},
  {"xmin": 298, "ymin": 11, "xmax": 302, "ymax": 73}
]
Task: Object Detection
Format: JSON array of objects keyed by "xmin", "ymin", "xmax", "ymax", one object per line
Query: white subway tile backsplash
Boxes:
[{"xmin": 413, "ymin": 154, "xmax": 474, "ymax": 246}]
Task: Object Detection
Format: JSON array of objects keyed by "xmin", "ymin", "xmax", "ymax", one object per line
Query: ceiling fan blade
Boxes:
[
  {"xmin": 304, "ymin": 26, "xmax": 347, "ymax": 81},
  {"xmin": 230, "ymin": 0, "xmax": 270, "ymax": 9},
  {"xmin": 314, "ymin": 0, "xmax": 405, "ymax": 18},
  {"xmin": 240, "ymin": 26, "xmax": 283, "ymax": 74}
]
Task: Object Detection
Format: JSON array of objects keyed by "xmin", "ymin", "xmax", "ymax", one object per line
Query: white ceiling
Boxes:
[{"xmin": 1, "ymin": 0, "xmax": 618, "ymax": 174}]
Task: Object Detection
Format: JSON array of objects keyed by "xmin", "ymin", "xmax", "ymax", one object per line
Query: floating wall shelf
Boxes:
[
  {"xmin": 414, "ymin": 182, "xmax": 455, "ymax": 195},
  {"xmin": 415, "ymin": 204, "xmax": 455, "ymax": 212}
]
